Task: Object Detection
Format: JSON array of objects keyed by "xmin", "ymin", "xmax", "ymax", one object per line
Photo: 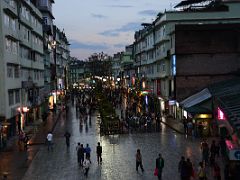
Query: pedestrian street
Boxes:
[{"xmin": 22, "ymin": 105, "xmax": 219, "ymax": 180}]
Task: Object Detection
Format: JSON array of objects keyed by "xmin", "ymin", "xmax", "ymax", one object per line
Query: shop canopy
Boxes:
[
  {"xmin": 180, "ymin": 88, "xmax": 212, "ymax": 108},
  {"xmin": 185, "ymin": 106, "xmax": 212, "ymax": 116}
]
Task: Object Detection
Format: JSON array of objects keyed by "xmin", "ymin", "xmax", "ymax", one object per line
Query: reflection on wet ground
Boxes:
[{"xmin": 22, "ymin": 105, "xmax": 217, "ymax": 180}]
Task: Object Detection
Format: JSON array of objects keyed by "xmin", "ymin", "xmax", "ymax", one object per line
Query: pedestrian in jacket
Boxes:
[
  {"xmin": 84, "ymin": 143, "xmax": 91, "ymax": 162},
  {"xmin": 77, "ymin": 144, "xmax": 85, "ymax": 167},
  {"xmin": 83, "ymin": 156, "xmax": 91, "ymax": 177},
  {"xmin": 96, "ymin": 142, "xmax": 102, "ymax": 164},
  {"xmin": 156, "ymin": 153, "xmax": 164, "ymax": 180},
  {"xmin": 197, "ymin": 162, "xmax": 207, "ymax": 180},
  {"xmin": 64, "ymin": 131, "xmax": 71, "ymax": 149},
  {"xmin": 186, "ymin": 158, "xmax": 194, "ymax": 180},
  {"xmin": 136, "ymin": 149, "xmax": 144, "ymax": 173}
]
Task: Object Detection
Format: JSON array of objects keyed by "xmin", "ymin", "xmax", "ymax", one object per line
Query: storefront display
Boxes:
[{"xmin": 193, "ymin": 114, "xmax": 213, "ymax": 137}]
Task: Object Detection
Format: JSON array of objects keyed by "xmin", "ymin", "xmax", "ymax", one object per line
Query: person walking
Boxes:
[
  {"xmin": 136, "ymin": 149, "xmax": 144, "ymax": 173},
  {"xmin": 197, "ymin": 162, "xmax": 207, "ymax": 180},
  {"xmin": 76, "ymin": 142, "xmax": 81, "ymax": 165},
  {"xmin": 85, "ymin": 144, "xmax": 91, "ymax": 162},
  {"xmin": 186, "ymin": 158, "xmax": 194, "ymax": 180},
  {"xmin": 178, "ymin": 156, "xmax": 188, "ymax": 180},
  {"xmin": 213, "ymin": 162, "xmax": 221, "ymax": 180},
  {"xmin": 64, "ymin": 131, "xmax": 71, "ymax": 149},
  {"xmin": 178, "ymin": 156, "xmax": 185, "ymax": 173},
  {"xmin": 23, "ymin": 134, "xmax": 29, "ymax": 150},
  {"xmin": 201, "ymin": 141, "xmax": 209, "ymax": 166},
  {"xmin": 96, "ymin": 142, "xmax": 102, "ymax": 164},
  {"xmin": 210, "ymin": 140, "xmax": 217, "ymax": 166},
  {"xmin": 46, "ymin": 131, "xmax": 53, "ymax": 151},
  {"xmin": 77, "ymin": 144, "xmax": 85, "ymax": 167},
  {"xmin": 83, "ymin": 156, "xmax": 91, "ymax": 177},
  {"xmin": 156, "ymin": 153, "xmax": 164, "ymax": 180}
]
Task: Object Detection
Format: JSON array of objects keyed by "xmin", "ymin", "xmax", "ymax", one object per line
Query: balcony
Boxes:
[
  {"xmin": 37, "ymin": 6, "xmax": 55, "ymax": 19},
  {"xmin": 43, "ymin": 25, "xmax": 53, "ymax": 35},
  {"xmin": 3, "ymin": 0, "xmax": 18, "ymax": 18}
]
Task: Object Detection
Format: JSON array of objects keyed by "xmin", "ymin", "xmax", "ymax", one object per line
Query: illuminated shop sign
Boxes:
[
  {"xmin": 172, "ymin": 55, "xmax": 176, "ymax": 76},
  {"xmin": 217, "ymin": 107, "xmax": 226, "ymax": 120}
]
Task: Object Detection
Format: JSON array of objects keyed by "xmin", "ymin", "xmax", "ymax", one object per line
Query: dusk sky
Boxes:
[{"xmin": 53, "ymin": 0, "xmax": 179, "ymax": 60}]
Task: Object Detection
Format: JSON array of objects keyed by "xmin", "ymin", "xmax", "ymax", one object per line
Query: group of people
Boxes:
[
  {"xmin": 176, "ymin": 139, "xmax": 222, "ymax": 180},
  {"xmin": 135, "ymin": 149, "xmax": 165, "ymax": 180},
  {"xmin": 75, "ymin": 141, "xmax": 102, "ymax": 177}
]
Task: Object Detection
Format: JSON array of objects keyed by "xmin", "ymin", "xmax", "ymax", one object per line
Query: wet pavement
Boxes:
[
  {"xmin": 0, "ymin": 110, "xmax": 62, "ymax": 180},
  {"xmin": 21, "ymin": 104, "xmax": 224, "ymax": 180}
]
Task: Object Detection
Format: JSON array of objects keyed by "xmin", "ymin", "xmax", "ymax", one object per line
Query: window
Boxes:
[
  {"xmin": 5, "ymin": 38, "xmax": 11, "ymax": 52},
  {"xmin": 157, "ymin": 63, "xmax": 160, "ymax": 72},
  {"xmin": 7, "ymin": 66, "xmax": 13, "ymax": 78},
  {"xmin": 6, "ymin": 38, "xmax": 18, "ymax": 54},
  {"xmin": 4, "ymin": 14, "xmax": 10, "ymax": 27},
  {"xmin": 43, "ymin": 17, "xmax": 48, "ymax": 25},
  {"xmin": 12, "ymin": 41, "xmax": 17, "ymax": 54},
  {"xmin": 15, "ymin": 89, "xmax": 20, "ymax": 103},
  {"xmin": 11, "ymin": 18, "xmax": 16, "ymax": 31},
  {"xmin": 162, "ymin": 63, "xmax": 166, "ymax": 72},
  {"xmin": 39, "ymin": 0, "xmax": 48, "ymax": 6},
  {"xmin": 20, "ymin": 46, "xmax": 31, "ymax": 59},
  {"xmin": 14, "ymin": 66, "xmax": 19, "ymax": 78},
  {"xmin": 162, "ymin": 25, "xmax": 166, "ymax": 36},
  {"xmin": 8, "ymin": 90, "xmax": 14, "ymax": 105},
  {"xmin": 9, "ymin": 0, "xmax": 17, "ymax": 9}
]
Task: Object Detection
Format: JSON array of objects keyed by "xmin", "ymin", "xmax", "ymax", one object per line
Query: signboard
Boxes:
[
  {"xmin": 229, "ymin": 149, "xmax": 240, "ymax": 161},
  {"xmin": 169, "ymin": 100, "xmax": 176, "ymax": 106}
]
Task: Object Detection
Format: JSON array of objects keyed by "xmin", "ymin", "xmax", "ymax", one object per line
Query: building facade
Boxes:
[
  {"xmin": 0, "ymin": 0, "xmax": 44, "ymax": 144},
  {"xmin": 132, "ymin": 0, "xmax": 240, "ymax": 117}
]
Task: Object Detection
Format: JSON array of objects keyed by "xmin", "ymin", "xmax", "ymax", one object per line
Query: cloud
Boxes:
[
  {"xmin": 99, "ymin": 22, "xmax": 141, "ymax": 37},
  {"xmin": 138, "ymin": 10, "xmax": 159, "ymax": 16},
  {"xmin": 114, "ymin": 43, "xmax": 126, "ymax": 48},
  {"xmin": 116, "ymin": 22, "xmax": 141, "ymax": 32},
  {"xmin": 99, "ymin": 30, "xmax": 120, "ymax": 37},
  {"xmin": 70, "ymin": 40, "xmax": 109, "ymax": 50},
  {"xmin": 91, "ymin": 13, "xmax": 107, "ymax": 19},
  {"xmin": 108, "ymin": 5, "xmax": 133, "ymax": 8}
]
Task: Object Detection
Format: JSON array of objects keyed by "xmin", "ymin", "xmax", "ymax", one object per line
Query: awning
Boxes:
[
  {"xmin": 186, "ymin": 106, "xmax": 211, "ymax": 115},
  {"xmin": 180, "ymin": 88, "xmax": 212, "ymax": 108}
]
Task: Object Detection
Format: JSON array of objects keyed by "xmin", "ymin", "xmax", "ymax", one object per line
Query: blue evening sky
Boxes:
[{"xmin": 53, "ymin": 0, "xmax": 179, "ymax": 60}]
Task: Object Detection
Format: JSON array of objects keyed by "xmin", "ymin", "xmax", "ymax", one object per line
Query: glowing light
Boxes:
[
  {"xmin": 22, "ymin": 107, "xmax": 29, "ymax": 113},
  {"xmin": 218, "ymin": 107, "xmax": 226, "ymax": 120},
  {"xmin": 142, "ymin": 81, "xmax": 146, "ymax": 89},
  {"xmin": 145, "ymin": 96, "xmax": 148, "ymax": 105}
]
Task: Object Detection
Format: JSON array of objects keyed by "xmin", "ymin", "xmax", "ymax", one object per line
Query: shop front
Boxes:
[
  {"xmin": 192, "ymin": 113, "xmax": 213, "ymax": 137},
  {"xmin": 225, "ymin": 139, "xmax": 240, "ymax": 177},
  {"xmin": 0, "ymin": 122, "xmax": 10, "ymax": 150},
  {"xmin": 185, "ymin": 105, "xmax": 213, "ymax": 137}
]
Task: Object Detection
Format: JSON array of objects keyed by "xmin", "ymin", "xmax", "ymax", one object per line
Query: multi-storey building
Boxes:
[
  {"xmin": 33, "ymin": 0, "xmax": 55, "ymax": 110},
  {"xmin": 0, "ymin": 0, "xmax": 44, "ymax": 144},
  {"xmin": 133, "ymin": 0, "xmax": 240, "ymax": 117},
  {"xmin": 68, "ymin": 57, "xmax": 85, "ymax": 89},
  {"xmin": 112, "ymin": 52, "xmax": 122, "ymax": 81},
  {"xmin": 53, "ymin": 26, "xmax": 70, "ymax": 91}
]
